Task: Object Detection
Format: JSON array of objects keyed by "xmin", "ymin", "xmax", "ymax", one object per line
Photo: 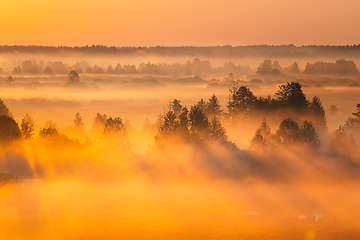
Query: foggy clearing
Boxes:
[{"xmin": 1, "ymin": 49, "xmax": 360, "ymax": 239}]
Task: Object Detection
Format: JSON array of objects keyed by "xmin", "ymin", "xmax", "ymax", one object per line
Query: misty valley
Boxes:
[{"xmin": 1, "ymin": 47, "xmax": 360, "ymax": 239}]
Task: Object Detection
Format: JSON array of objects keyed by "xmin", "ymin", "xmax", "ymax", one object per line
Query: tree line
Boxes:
[
  {"xmin": 0, "ymin": 81, "xmax": 357, "ymax": 155},
  {"xmin": 1, "ymin": 81, "xmax": 360, "ymax": 183}
]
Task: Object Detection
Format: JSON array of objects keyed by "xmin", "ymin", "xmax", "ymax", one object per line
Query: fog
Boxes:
[{"xmin": 1, "ymin": 47, "xmax": 360, "ymax": 239}]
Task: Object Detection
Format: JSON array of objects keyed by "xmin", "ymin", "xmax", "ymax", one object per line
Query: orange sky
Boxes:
[{"xmin": 0, "ymin": 0, "xmax": 359, "ymax": 46}]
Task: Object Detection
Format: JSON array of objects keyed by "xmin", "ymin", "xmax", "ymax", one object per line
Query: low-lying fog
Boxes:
[{"xmin": 1, "ymin": 50, "xmax": 360, "ymax": 239}]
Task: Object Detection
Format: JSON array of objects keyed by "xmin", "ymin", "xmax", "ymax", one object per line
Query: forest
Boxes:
[
  {"xmin": 1, "ymin": 53, "xmax": 360, "ymax": 239},
  {"xmin": 1, "ymin": 80, "xmax": 360, "ymax": 184}
]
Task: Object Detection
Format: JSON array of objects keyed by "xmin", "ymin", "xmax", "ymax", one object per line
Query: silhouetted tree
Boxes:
[
  {"xmin": 309, "ymin": 96, "xmax": 327, "ymax": 127},
  {"xmin": 195, "ymin": 99, "xmax": 206, "ymax": 112},
  {"xmin": 39, "ymin": 120, "xmax": 78, "ymax": 146},
  {"xmin": 73, "ymin": 112, "xmax": 84, "ymax": 130},
  {"xmin": 205, "ymin": 94, "xmax": 222, "ymax": 118},
  {"xmin": 290, "ymin": 62, "xmax": 300, "ymax": 73},
  {"xmin": 0, "ymin": 99, "xmax": 10, "ymax": 117},
  {"xmin": 39, "ymin": 120, "xmax": 59, "ymax": 138},
  {"xmin": 189, "ymin": 104, "xmax": 209, "ymax": 139},
  {"xmin": 21, "ymin": 113, "xmax": 35, "ymax": 139},
  {"xmin": 275, "ymin": 82, "xmax": 308, "ymax": 110},
  {"xmin": 300, "ymin": 120, "xmax": 320, "ymax": 149},
  {"xmin": 44, "ymin": 66, "xmax": 53, "ymax": 74},
  {"xmin": 256, "ymin": 59, "xmax": 272, "ymax": 75},
  {"xmin": 169, "ymin": 99, "xmax": 183, "ymax": 117},
  {"xmin": 68, "ymin": 70, "xmax": 80, "ymax": 83},
  {"xmin": 155, "ymin": 107, "xmax": 189, "ymax": 144},
  {"xmin": 103, "ymin": 117, "xmax": 126, "ymax": 136},
  {"xmin": 92, "ymin": 113, "xmax": 107, "ymax": 131},
  {"xmin": 0, "ymin": 115, "xmax": 21, "ymax": 142},
  {"xmin": 227, "ymin": 86, "xmax": 256, "ymax": 116},
  {"xmin": 106, "ymin": 65, "xmax": 114, "ymax": 74},
  {"xmin": 178, "ymin": 107, "xmax": 189, "ymax": 136},
  {"xmin": 209, "ymin": 117, "xmax": 227, "ymax": 144},
  {"xmin": 158, "ymin": 111, "xmax": 177, "ymax": 137},
  {"xmin": 253, "ymin": 96, "xmax": 272, "ymax": 111},
  {"xmin": 344, "ymin": 103, "xmax": 360, "ymax": 130},
  {"xmin": 251, "ymin": 119, "xmax": 272, "ymax": 147},
  {"xmin": 276, "ymin": 117, "xmax": 300, "ymax": 144}
]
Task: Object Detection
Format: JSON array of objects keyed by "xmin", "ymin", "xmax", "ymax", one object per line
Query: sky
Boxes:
[{"xmin": 0, "ymin": 0, "xmax": 359, "ymax": 47}]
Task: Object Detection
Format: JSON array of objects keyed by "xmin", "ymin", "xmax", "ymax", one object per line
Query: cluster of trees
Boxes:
[
  {"xmin": 3, "ymin": 58, "xmax": 358, "ymax": 81},
  {"xmin": 227, "ymin": 82, "xmax": 327, "ymax": 129},
  {"xmin": 304, "ymin": 59, "xmax": 359, "ymax": 75},
  {"xmin": 4, "ymin": 58, "xmax": 250, "ymax": 77},
  {"xmin": 154, "ymin": 96, "xmax": 229, "ymax": 147},
  {"xmin": 1, "ymin": 80, "xmax": 360, "ymax": 157},
  {"xmin": 255, "ymin": 59, "xmax": 359, "ymax": 76},
  {"xmin": 0, "ymin": 81, "xmax": 326, "ymax": 149},
  {"xmin": 251, "ymin": 118, "xmax": 320, "ymax": 149},
  {"xmin": 256, "ymin": 60, "xmax": 284, "ymax": 75},
  {"xmin": 0, "ymin": 98, "xmax": 129, "ymax": 149},
  {"xmin": 1, "ymin": 82, "xmax": 360, "ymax": 183}
]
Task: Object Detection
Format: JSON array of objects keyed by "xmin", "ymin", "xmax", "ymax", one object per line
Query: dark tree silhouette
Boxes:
[
  {"xmin": 21, "ymin": 113, "xmax": 35, "ymax": 139},
  {"xmin": 227, "ymin": 86, "xmax": 256, "ymax": 116},
  {"xmin": 253, "ymin": 96, "xmax": 272, "ymax": 111},
  {"xmin": 169, "ymin": 99, "xmax": 183, "ymax": 117},
  {"xmin": 290, "ymin": 62, "xmax": 300, "ymax": 73},
  {"xmin": 39, "ymin": 121, "xmax": 60, "ymax": 138},
  {"xmin": 195, "ymin": 99, "xmax": 206, "ymax": 112},
  {"xmin": 68, "ymin": 70, "xmax": 80, "ymax": 83},
  {"xmin": 0, "ymin": 115, "xmax": 21, "ymax": 142},
  {"xmin": 300, "ymin": 120, "xmax": 320, "ymax": 149},
  {"xmin": 103, "ymin": 117, "xmax": 126, "ymax": 136},
  {"xmin": 275, "ymin": 82, "xmax": 308, "ymax": 109},
  {"xmin": 73, "ymin": 112, "xmax": 84, "ymax": 129},
  {"xmin": 158, "ymin": 111, "xmax": 177, "ymax": 136},
  {"xmin": 205, "ymin": 94, "xmax": 222, "ymax": 118},
  {"xmin": 251, "ymin": 119, "xmax": 272, "ymax": 147},
  {"xmin": 44, "ymin": 66, "xmax": 53, "ymax": 74},
  {"xmin": 92, "ymin": 113, "xmax": 107, "ymax": 131},
  {"xmin": 39, "ymin": 120, "xmax": 78, "ymax": 146},
  {"xmin": 276, "ymin": 117, "xmax": 300, "ymax": 144},
  {"xmin": 256, "ymin": 59, "xmax": 272, "ymax": 75},
  {"xmin": 178, "ymin": 107, "xmax": 189, "ymax": 132},
  {"xmin": 188, "ymin": 104, "xmax": 209, "ymax": 137},
  {"xmin": 155, "ymin": 106, "xmax": 190, "ymax": 143},
  {"xmin": 209, "ymin": 117, "xmax": 227, "ymax": 144},
  {"xmin": 344, "ymin": 103, "xmax": 360, "ymax": 130},
  {"xmin": 309, "ymin": 96, "xmax": 327, "ymax": 127},
  {"xmin": 0, "ymin": 99, "xmax": 10, "ymax": 116}
]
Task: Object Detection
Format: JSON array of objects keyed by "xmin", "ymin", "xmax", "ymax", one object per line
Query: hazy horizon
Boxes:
[{"xmin": 1, "ymin": 1, "xmax": 360, "ymax": 239}]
